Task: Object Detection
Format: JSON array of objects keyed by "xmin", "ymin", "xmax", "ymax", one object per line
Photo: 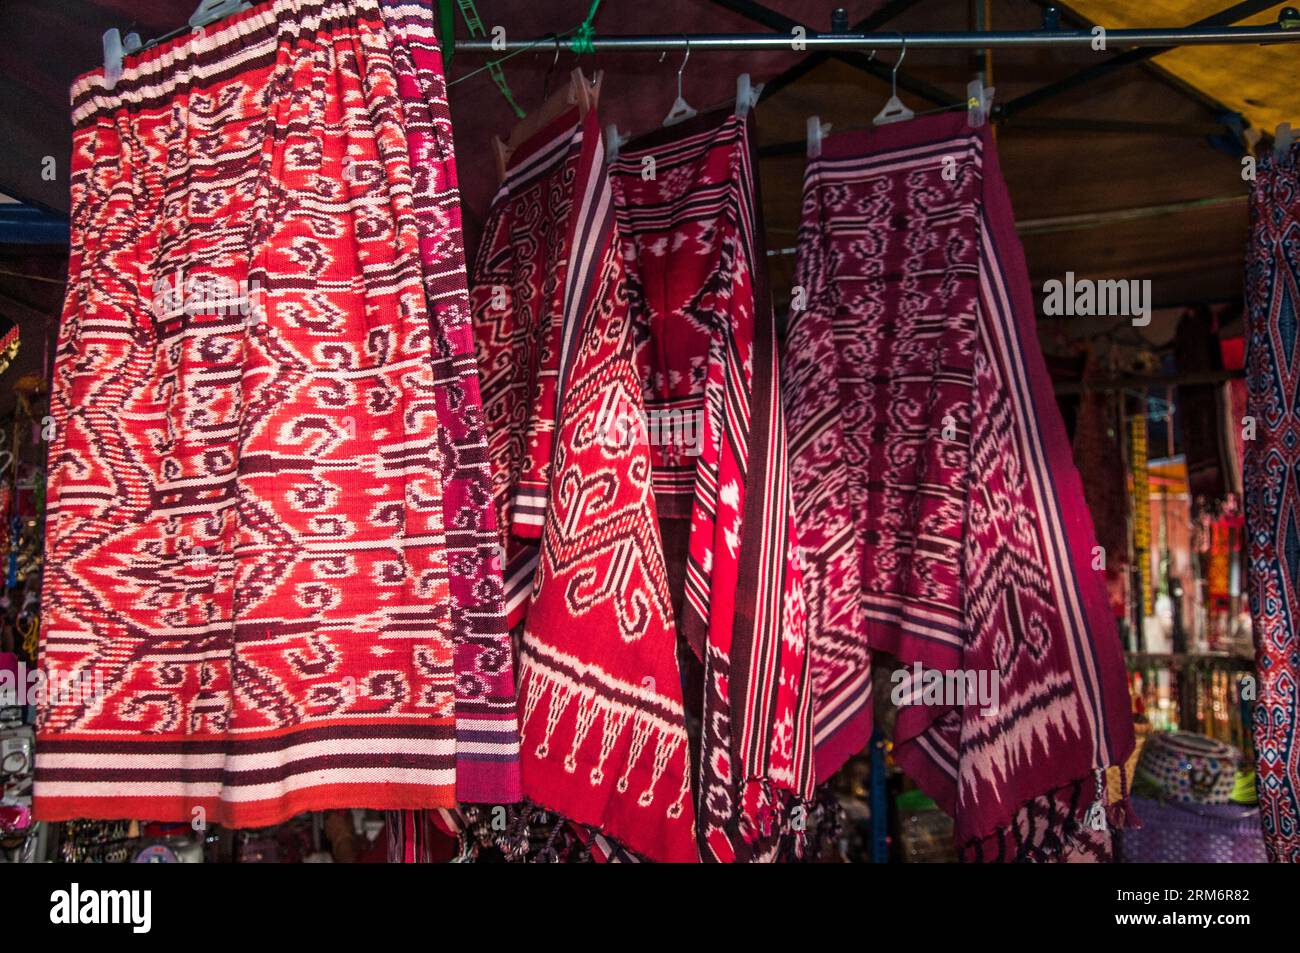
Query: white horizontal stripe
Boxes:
[{"xmin": 457, "ymin": 742, "xmax": 521, "ymax": 756}]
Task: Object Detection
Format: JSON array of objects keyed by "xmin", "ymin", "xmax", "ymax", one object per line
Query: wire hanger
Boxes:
[
  {"xmin": 662, "ymin": 36, "xmax": 698, "ymax": 127},
  {"xmin": 873, "ymin": 37, "xmax": 915, "ymax": 126},
  {"xmin": 540, "ymin": 33, "xmax": 562, "ymax": 105}
]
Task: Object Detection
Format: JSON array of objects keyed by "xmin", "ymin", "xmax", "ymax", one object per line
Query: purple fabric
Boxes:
[{"xmin": 1119, "ymin": 797, "xmax": 1267, "ymax": 863}]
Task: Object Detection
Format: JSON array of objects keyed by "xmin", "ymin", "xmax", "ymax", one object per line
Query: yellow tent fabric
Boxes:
[{"xmin": 1067, "ymin": 1, "xmax": 1298, "ymax": 138}]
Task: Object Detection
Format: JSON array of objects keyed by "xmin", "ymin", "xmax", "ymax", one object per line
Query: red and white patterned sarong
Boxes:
[
  {"xmin": 378, "ymin": 0, "xmax": 520, "ymax": 808},
  {"xmin": 38, "ymin": 0, "xmax": 462, "ymax": 827},
  {"xmin": 610, "ymin": 112, "xmax": 814, "ymax": 862},
  {"xmin": 473, "ymin": 107, "xmax": 698, "ymax": 862},
  {"xmin": 784, "ymin": 114, "xmax": 1134, "ymax": 860}
]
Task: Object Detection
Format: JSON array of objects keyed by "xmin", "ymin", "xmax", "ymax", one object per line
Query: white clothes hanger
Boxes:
[
  {"xmin": 663, "ymin": 37, "xmax": 698, "ymax": 127},
  {"xmin": 873, "ymin": 38, "xmax": 915, "ymax": 126}
]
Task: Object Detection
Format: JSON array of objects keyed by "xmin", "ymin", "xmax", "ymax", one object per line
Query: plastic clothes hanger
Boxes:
[
  {"xmin": 967, "ymin": 76, "xmax": 995, "ymax": 128},
  {"xmin": 189, "ymin": 0, "xmax": 251, "ymax": 30},
  {"xmin": 606, "ymin": 124, "xmax": 631, "ymax": 162},
  {"xmin": 663, "ymin": 37, "xmax": 698, "ymax": 127},
  {"xmin": 872, "ymin": 38, "xmax": 915, "ymax": 126},
  {"xmin": 106, "ymin": 1, "xmax": 248, "ymax": 88}
]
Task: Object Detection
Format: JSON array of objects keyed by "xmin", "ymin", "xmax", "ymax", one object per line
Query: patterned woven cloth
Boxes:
[
  {"xmin": 472, "ymin": 107, "xmax": 698, "ymax": 862},
  {"xmin": 783, "ymin": 113, "xmax": 1135, "ymax": 860},
  {"xmin": 1176, "ymin": 306, "xmax": 1242, "ymax": 507},
  {"xmin": 1072, "ymin": 350, "xmax": 1129, "ymax": 620},
  {"xmin": 610, "ymin": 111, "xmax": 814, "ymax": 862},
  {"xmin": 1244, "ymin": 139, "xmax": 1300, "ymax": 863},
  {"xmin": 378, "ymin": 0, "xmax": 519, "ymax": 817},
  {"xmin": 37, "ymin": 0, "xmax": 461, "ymax": 827}
]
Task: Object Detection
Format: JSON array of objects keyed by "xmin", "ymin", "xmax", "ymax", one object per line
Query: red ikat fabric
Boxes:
[
  {"xmin": 784, "ymin": 114, "xmax": 1134, "ymax": 859},
  {"xmin": 610, "ymin": 112, "xmax": 815, "ymax": 862},
  {"xmin": 37, "ymin": 0, "xmax": 460, "ymax": 827},
  {"xmin": 471, "ymin": 108, "xmax": 698, "ymax": 863},
  {"xmin": 378, "ymin": 0, "xmax": 520, "ymax": 809}
]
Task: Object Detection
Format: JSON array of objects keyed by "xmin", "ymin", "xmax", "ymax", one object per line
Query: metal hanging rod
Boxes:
[{"xmin": 453, "ymin": 25, "xmax": 1300, "ymax": 53}]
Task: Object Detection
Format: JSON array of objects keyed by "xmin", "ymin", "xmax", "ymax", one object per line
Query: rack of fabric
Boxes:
[{"xmin": 13, "ymin": 0, "xmax": 1300, "ymax": 868}]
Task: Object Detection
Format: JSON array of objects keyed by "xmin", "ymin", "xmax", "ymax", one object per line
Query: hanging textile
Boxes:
[
  {"xmin": 1222, "ymin": 335, "xmax": 1248, "ymax": 487},
  {"xmin": 471, "ymin": 106, "xmax": 698, "ymax": 863},
  {"xmin": 1244, "ymin": 139, "xmax": 1300, "ymax": 863},
  {"xmin": 1175, "ymin": 306, "xmax": 1242, "ymax": 507},
  {"xmin": 377, "ymin": 0, "xmax": 519, "ymax": 813},
  {"xmin": 609, "ymin": 111, "xmax": 814, "ymax": 862},
  {"xmin": 1072, "ymin": 349, "xmax": 1129, "ymax": 621},
  {"xmin": 0, "ymin": 316, "xmax": 17, "ymax": 377},
  {"xmin": 1131, "ymin": 412, "xmax": 1154, "ymax": 617},
  {"xmin": 783, "ymin": 113, "xmax": 1134, "ymax": 860},
  {"xmin": 37, "ymin": 0, "xmax": 460, "ymax": 827}
]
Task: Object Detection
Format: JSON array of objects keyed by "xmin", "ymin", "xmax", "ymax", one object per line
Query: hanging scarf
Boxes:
[
  {"xmin": 471, "ymin": 107, "xmax": 697, "ymax": 863},
  {"xmin": 783, "ymin": 113, "xmax": 1134, "ymax": 860},
  {"xmin": 610, "ymin": 112, "xmax": 815, "ymax": 862},
  {"xmin": 1244, "ymin": 139, "xmax": 1300, "ymax": 863},
  {"xmin": 1175, "ymin": 306, "xmax": 1242, "ymax": 506},
  {"xmin": 1131, "ymin": 411, "xmax": 1154, "ymax": 617},
  {"xmin": 1071, "ymin": 350, "xmax": 1129, "ymax": 620},
  {"xmin": 377, "ymin": 0, "xmax": 519, "ymax": 813},
  {"xmin": 37, "ymin": 0, "xmax": 459, "ymax": 827},
  {"xmin": 0, "ymin": 317, "xmax": 17, "ymax": 377}
]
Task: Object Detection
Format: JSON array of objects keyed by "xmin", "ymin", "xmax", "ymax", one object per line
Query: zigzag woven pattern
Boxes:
[
  {"xmin": 610, "ymin": 112, "xmax": 814, "ymax": 862},
  {"xmin": 783, "ymin": 114, "xmax": 1134, "ymax": 859},
  {"xmin": 471, "ymin": 108, "xmax": 698, "ymax": 863}
]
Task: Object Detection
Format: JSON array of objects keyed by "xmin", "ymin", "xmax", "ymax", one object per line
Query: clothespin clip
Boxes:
[
  {"xmin": 1275, "ymin": 122, "xmax": 1295, "ymax": 161},
  {"xmin": 124, "ymin": 32, "xmax": 142, "ymax": 55},
  {"xmin": 806, "ymin": 115, "xmax": 831, "ymax": 159},
  {"xmin": 189, "ymin": 0, "xmax": 252, "ymax": 31},
  {"xmin": 967, "ymin": 77, "xmax": 995, "ymax": 128},
  {"xmin": 734, "ymin": 73, "xmax": 762, "ymax": 118},
  {"xmin": 103, "ymin": 29, "xmax": 125, "ymax": 90},
  {"xmin": 606, "ymin": 124, "xmax": 630, "ymax": 162}
]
